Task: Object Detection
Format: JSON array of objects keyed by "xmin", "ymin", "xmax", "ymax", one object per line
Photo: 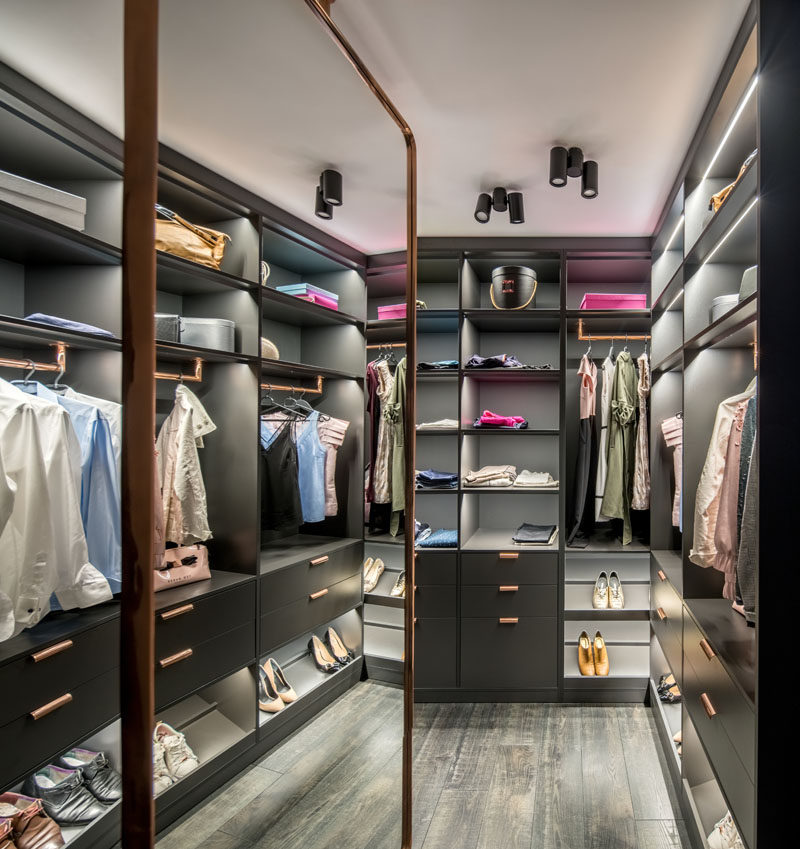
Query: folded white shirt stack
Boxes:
[
  {"xmin": 416, "ymin": 418, "xmax": 459, "ymax": 430},
  {"xmin": 513, "ymin": 470, "xmax": 559, "ymax": 488},
  {"xmin": 463, "ymin": 464, "xmax": 517, "ymax": 487}
]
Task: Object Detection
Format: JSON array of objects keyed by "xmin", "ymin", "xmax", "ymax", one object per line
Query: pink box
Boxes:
[
  {"xmin": 579, "ymin": 292, "xmax": 648, "ymax": 310},
  {"xmin": 378, "ymin": 303, "xmax": 407, "ymax": 320},
  {"xmin": 307, "ymin": 293, "xmax": 338, "ymax": 311}
]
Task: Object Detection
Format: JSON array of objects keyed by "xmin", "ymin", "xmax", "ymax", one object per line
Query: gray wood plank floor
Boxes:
[{"xmin": 157, "ymin": 682, "xmax": 689, "ymax": 849}]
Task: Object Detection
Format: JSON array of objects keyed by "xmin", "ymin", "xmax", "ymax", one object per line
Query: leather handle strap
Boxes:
[
  {"xmin": 30, "ymin": 693, "xmax": 73, "ymax": 720},
  {"xmin": 31, "ymin": 640, "xmax": 73, "ymax": 663},
  {"xmin": 160, "ymin": 603, "xmax": 194, "ymax": 621}
]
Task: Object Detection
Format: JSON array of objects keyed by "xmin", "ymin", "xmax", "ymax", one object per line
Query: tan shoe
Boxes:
[
  {"xmin": 364, "ymin": 558, "xmax": 385, "ymax": 593},
  {"xmin": 592, "ymin": 572, "xmax": 609, "ymax": 609},
  {"xmin": 593, "ymin": 632, "xmax": 610, "ymax": 676},
  {"xmin": 263, "ymin": 658, "xmax": 297, "ymax": 703},
  {"xmin": 362, "ymin": 557, "xmax": 374, "ymax": 589},
  {"xmin": 608, "ymin": 571, "xmax": 624, "ymax": 609},
  {"xmin": 578, "ymin": 631, "xmax": 595, "ymax": 676}
]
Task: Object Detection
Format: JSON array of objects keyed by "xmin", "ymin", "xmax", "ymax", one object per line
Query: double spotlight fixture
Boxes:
[
  {"xmin": 474, "ymin": 186, "xmax": 525, "ymax": 224},
  {"xmin": 314, "ymin": 169, "xmax": 343, "ymax": 220},
  {"xmin": 549, "ymin": 146, "xmax": 598, "ymax": 198}
]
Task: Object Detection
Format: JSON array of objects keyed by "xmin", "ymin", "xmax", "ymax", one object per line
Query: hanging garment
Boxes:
[
  {"xmin": 661, "ymin": 415, "xmax": 683, "ymax": 528},
  {"xmin": 318, "ymin": 416, "xmax": 350, "ymax": 517},
  {"xmin": 595, "ymin": 355, "xmax": 614, "ymax": 521},
  {"xmin": 737, "ymin": 436, "xmax": 757, "ymax": 624},
  {"xmin": 713, "ymin": 401, "xmax": 748, "ymax": 599},
  {"xmin": 64, "ymin": 388, "xmax": 122, "ymax": 475},
  {"xmin": 600, "ymin": 350, "xmax": 637, "ymax": 545},
  {"xmin": 0, "ymin": 439, "xmax": 13, "ymax": 538},
  {"xmin": 567, "ymin": 355, "xmax": 597, "ymax": 546},
  {"xmin": 156, "ymin": 385, "xmax": 216, "ymax": 545},
  {"xmin": 295, "ymin": 411, "xmax": 327, "ymax": 524},
  {"xmin": 631, "ymin": 352, "xmax": 651, "ymax": 510},
  {"xmin": 372, "ymin": 360, "xmax": 394, "ymax": 504},
  {"xmin": 365, "ymin": 361, "xmax": 380, "ymax": 503},
  {"xmin": 690, "ymin": 378, "xmax": 757, "ymax": 568},
  {"xmin": 261, "ymin": 421, "xmax": 302, "ymax": 531},
  {"xmin": 737, "ymin": 397, "xmax": 757, "ymax": 538},
  {"xmin": 387, "ymin": 356, "xmax": 407, "ymax": 535}
]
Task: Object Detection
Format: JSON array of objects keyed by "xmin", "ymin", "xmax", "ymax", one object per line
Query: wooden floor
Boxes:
[{"xmin": 157, "ymin": 681, "xmax": 689, "ymax": 849}]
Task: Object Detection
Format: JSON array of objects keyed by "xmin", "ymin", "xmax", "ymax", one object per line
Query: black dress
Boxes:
[{"xmin": 261, "ymin": 422, "xmax": 302, "ymax": 530}]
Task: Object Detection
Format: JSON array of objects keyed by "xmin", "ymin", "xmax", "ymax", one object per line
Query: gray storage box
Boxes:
[
  {"xmin": 181, "ymin": 317, "xmax": 235, "ymax": 352},
  {"xmin": 155, "ymin": 313, "xmax": 181, "ymax": 342},
  {"xmin": 710, "ymin": 294, "xmax": 739, "ymax": 324},
  {"xmin": 0, "ymin": 168, "xmax": 86, "ymax": 230}
]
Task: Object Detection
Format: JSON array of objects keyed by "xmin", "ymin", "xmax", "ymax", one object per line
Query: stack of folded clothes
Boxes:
[
  {"xmin": 463, "ymin": 464, "xmax": 517, "ymax": 488},
  {"xmin": 416, "ymin": 468, "xmax": 458, "ymax": 489},
  {"xmin": 415, "ymin": 520, "xmax": 431, "ymax": 542},
  {"xmin": 512, "ymin": 523, "xmax": 558, "ymax": 545},
  {"xmin": 416, "ymin": 528, "xmax": 458, "ymax": 548},
  {"xmin": 416, "ymin": 418, "xmax": 459, "ymax": 430},
  {"xmin": 464, "ymin": 354, "xmax": 553, "ymax": 370},
  {"xmin": 472, "ymin": 410, "xmax": 528, "ymax": 429},
  {"xmin": 513, "ymin": 470, "xmax": 559, "ymax": 488},
  {"xmin": 418, "ymin": 360, "xmax": 458, "ymax": 370}
]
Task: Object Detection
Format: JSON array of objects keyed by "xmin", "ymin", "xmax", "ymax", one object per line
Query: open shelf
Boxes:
[
  {"xmin": 366, "ymin": 318, "xmax": 406, "ymax": 343},
  {"xmin": 156, "ymin": 250, "xmax": 255, "ymax": 295},
  {"xmin": 684, "ymin": 292, "xmax": 756, "ymax": 353},
  {"xmin": 564, "ymin": 582, "xmax": 650, "ymax": 613},
  {"xmin": 0, "ymin": 314, "xmax": 121, "ymax": 351},
  {"xmin": 364, "ymin": 567, "xmax": 405, "ymax": 608},
  {"xmin": 259, "ymin": 535, "xmax": 361, "ymax": 575},
  {"xmin": 155, "ymin": 340, "xmax": 255, "ymax": 365},
  {"xmin": 563, "ymin": 643, "xmax": 649, "ymax": 678},
  {"xmin": 261, "ymin": 287, "xmax": 363, "ymax": 329},
  {"xmin": 565, "ymin": 309, "xmax": 651, "ymax": 334},
  {"xmin": 461, "ymin": 368, "xmax": 560, "ymax": 381},
  {"xmin": 364, "ymin": 531, "xmax": 405, "ymax": 546},
  {"xmin": 460, "ymin": 485, "xmax": 559, "ymax": 494},
  {"xmin": 460, "ymin": 426, "xmax": 560, "ymax": 436},
  {"xmin": 260, "ymin": 356, "xmax": 361, "ymax": 382},
  {"xmin": 461, "ymin": 309, "xmax": 560, "ymax": 332},
  {"xmin": 461, "ymin": 527, "xmax": 558, "ymax": 552}
]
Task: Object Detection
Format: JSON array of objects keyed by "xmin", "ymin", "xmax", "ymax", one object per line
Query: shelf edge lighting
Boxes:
[
  {"xmin": 664, "ymin": 214, "xmax": 684, "ymax": 252},
  {"xmin": 667, "ymin": 289, "xmax": 684, "ymax": 311},
  {"xmin": 702, "ymin": 196, "xmax": 758, "ymax": 266},
  {"xmin": 702, "ymin": 75, "xmax": 758, "ymax": 181}
]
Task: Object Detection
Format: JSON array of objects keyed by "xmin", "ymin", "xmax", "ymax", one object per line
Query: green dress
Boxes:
[
  {"xmin": 386, "ymin": 356, "xmax": 407, "ymax": 536},
  {"xmin": 600, "ymin": 351, "xmax": 637, "ymax": 544}
]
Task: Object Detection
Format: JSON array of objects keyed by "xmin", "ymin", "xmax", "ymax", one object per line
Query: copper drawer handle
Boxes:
[
  {"xmin": 414, "ymin": 617, "xmax": 418, "ymax": 624},
  {"xmin": 700, "ymin": 692, "xmax": 717, "ymax": 718},
  {"xmin": 499, "ymin": 617, "xmax": 519, "ymax": 624},
  {"xmin": 30, "ymin": 693, "xmax": 72, "ymax": 720},
  {"xmin": 499, "ymin": 585, "xmax": 519, "ymax": 592},
  {"xmin": 700, "ymin": 639, "xmax": 716, "ymax": 660},
  {"xmin": 656, "ymin": 607, "xmax": 667, "ymax": 621},
  {"xmin": 499, "ymin": 552, "xmax": 519, "ymax": 560},
  {"xmin": 309, "ymin": 588, "xmax": 329, "ymax": 600},
  {"xmin": 310, "ymin": 555, "xmax": 329, "ymax": 566},
  {"xmin": 657, "ymin": 570, "xmax": 666, "ymax": 582},
  {"xmin": 159, "ymin": 648, "xmax": 193, "ymax": 668},
  {"xmin": 160, "ymin": 603, "xmax": 194, "ymax": 621},
  {"xmin": 31, "ymin": 640, "xmax": 73, "ymax": 663}
]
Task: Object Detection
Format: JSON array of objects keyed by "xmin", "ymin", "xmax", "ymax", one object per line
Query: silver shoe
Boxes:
[{"xmin": 592, "ymin": 571, "xmax": 609, "ymax": 609}]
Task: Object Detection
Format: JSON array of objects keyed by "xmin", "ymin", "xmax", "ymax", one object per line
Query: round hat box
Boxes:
[{"xmin": 490, "ymin": 266, "xmax": 537, "ymax": 310}]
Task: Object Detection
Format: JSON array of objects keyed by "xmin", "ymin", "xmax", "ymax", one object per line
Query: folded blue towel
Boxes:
[{"xmin": 417, "ymin": 529, "xmax": 458, "ymax": 548}]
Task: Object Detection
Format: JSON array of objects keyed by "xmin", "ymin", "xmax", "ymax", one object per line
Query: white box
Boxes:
[{"xmin": 0, "ymin": 168, "xmax": 86, "ymax": 231}]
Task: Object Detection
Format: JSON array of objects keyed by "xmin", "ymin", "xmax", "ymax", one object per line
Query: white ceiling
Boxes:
[{"xmin": 0, "ymin": 0, "xmax": 749, "ymax": 253}]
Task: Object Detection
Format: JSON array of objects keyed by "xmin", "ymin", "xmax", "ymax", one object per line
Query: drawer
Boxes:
[
  {"xmin": 682, "ymin": 659, "xmax": 755, "ymax": 847},
  {"xmin": 461, "ymin": 551, "xmax": 558, "ymax": 585},
  {"xmin": 461, "ymin": 585, "xmax": 557, "ymax": 618},
  {"xmin": 156, "ymin": 582, "xmax": 256, "ymax": 658},
  {"xmin": 261, "ymin": 542, "xmax": 361, "ymax": 612},
  {"xmin": 460, "ymin": 617, "xmax": 557, "ymax": 689},
  {"xmin": 415, "ymin": 551, "xmax": 457, "ymax": 585},
  {"xmin": 415, "ymin": 618, "xmax": 457, "ymax": 689},
  {"xmin": 683, "ymin": 614, "xmax": 755, "ymax": 780},
  {"xmin": 0, "ymin": 618, "xmax": 119, "ymax": 728},
  {"xmin": 155, "ymin": 621, "xmax": 255, "ymax": 709},
  {"xmin": 650, "ymin": 576, "xmax": 682, "ymax": 679},
  {"xmin": 414, "ymin": 585, "xmax": 456, "ymax": 617},
  {"xmin": 261, "ymin": 572, "xmax": 362, "ymax": 654},
  {"xmin": 0, "ymin": 666, "xmax": 119, "ymax": 787}
]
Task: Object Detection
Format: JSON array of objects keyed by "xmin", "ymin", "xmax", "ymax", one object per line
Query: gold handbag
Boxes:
[{"xmin": 155, "ymin": 204, "xmax": 231, "ymax": 270}]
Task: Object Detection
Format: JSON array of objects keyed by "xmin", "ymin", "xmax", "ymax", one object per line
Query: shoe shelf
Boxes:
[
  {"xmin": 364, "ymin": 530, "xmax": 405, "ymax": 546},
  {"xmin": 562, "ymin": 644, "xmax": 649, "ymax": 679},
  {"xmin": 564, "ymin": 620, "xmax": 650, "ymax": 644},
  {"xmin": 257, "ymin": 607, "xmax": 363, "ymax": 730},
  {"xmin": 649, "ymin": 637, "xmax": 682, "ymax": 781},
  {"xmin": 364, "ymin": 567, "xmax": 405, "ymax": 609},
  {"xmin": 460, "ymin": 528, "xmax": 558, "ymax": 551},
  {"xmin": 363, "ymin": 605, "xmax": 404, "ymax": 684}
]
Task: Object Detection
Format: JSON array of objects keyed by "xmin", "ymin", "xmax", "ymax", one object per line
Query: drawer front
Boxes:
[
  {"xmin": 156, "ymin": 582, "xmax": 256, "ymax": 658},
  {"xmin": 414, "ymin": 585, "xmax": 456, "ymax": 618},
  {"xmin": 415, "ymin": 551, "xmax": 457, "ymax": 585},
  {"xmin": 155, "ymin": 621, "xmax": 255, "ymax": 709},
  {"xmin": 650, "ymin": 577, "xmax": 682, "ymax": 679},
  {"xmin": 683, "ymin": 615, "xmax": 755, "ymax": 780},
  {"xmin": 461, "ymin": 585, "xmax": 557, "ymax": 618},
  {"xmin": 460, "ymin": 617, "xmax": 557, "ymax": 689},
  {"xmin": 0, "ymin": 667, "xmax": 119, "ymax": 787},
  {"xmin": 261, "ymin": 542, "xmax": 361, "ymax": 612},
  {"xmin": 1, "ymin": 618, "xmax": 119, "ymax": 728},
  {"xmin": 415, "ymin": 618, "xmax": 457, "ymax": 689},
  {"xmin": 261, "ymin": 572, "xmax": 362, "ymax": 654},
  {"xmin": 682, "ymin": 659, "xmax": 755, "ymax": 847},
  {"xmin": 461, "ymin": 551, "xmax": 558, "ymax": 585}
]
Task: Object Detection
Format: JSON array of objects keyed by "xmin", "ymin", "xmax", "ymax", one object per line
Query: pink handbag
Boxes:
[{"xmin": 153, "ymin": 544, "xmax": 211, "ymax": 592}]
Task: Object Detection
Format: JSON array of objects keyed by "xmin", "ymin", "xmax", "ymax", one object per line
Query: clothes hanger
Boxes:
[
  {"xmin": 11, "ymin": 359, "xmax": 38, "ymax": 388},
  {"xmin": 584, "ymin": 339, "xmax": 592, "ymax": 361},
  {"xmin": 623, "ymin": 333, "xmax": 629, "ymax": 353},
  {"xmin": 608, "ymin": 339, "xmax": 614, "ymax": 361}
]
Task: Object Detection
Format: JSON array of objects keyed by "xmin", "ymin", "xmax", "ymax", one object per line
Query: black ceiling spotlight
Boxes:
[
  {"xmin": 314, "ymin": 185, "xmax": 333, "ymax": 220},
  {"xmin": 474, "ymin": 192, "xmax": 492, "ymax": 223},
  {"xmin": 474, "ymin": 186, "xmax": 524, "ymax": 224},
  {"xmin": 548, "ymin": 146, "xmax": 598, "ymax": 198},
  {"xmin": 314, "ymin": 169, "xmax": 341, "ymax": 219},
  {"xmin": 581, "ymin": 160, "xmax": 599, "ymax": 199}
]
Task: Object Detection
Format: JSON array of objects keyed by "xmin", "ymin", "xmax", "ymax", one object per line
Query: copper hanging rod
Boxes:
[
  {"xmin": 366, "ymin": 342, "xmax": 406, "ymax": 349},
  {"xmin": 0, "ymin": 341, "xmax": 67, "ymax": 374},
  {"xmin": 154, "ymin": 358, "xmax": 203, "ymax": 382},
  {"xmin": 577, "ymin": 319, "xmax": 651, "ymax": 342},
  {"xmin": 260, "ymin": 375, "xmax": 324, "ymax": 395}
]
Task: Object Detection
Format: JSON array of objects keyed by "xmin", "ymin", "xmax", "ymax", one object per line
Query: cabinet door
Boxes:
[{"xmin": 415, "ymin": 618, "xmax": 457, "ymax": 689}]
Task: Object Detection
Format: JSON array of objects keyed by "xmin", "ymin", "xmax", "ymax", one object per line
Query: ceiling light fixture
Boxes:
[
  {"xmin": 314, "ymin": 185, "xmax": 333, "ymax": 220},
  {"xmin": 492, "ymin": 187, "xmax": 508, "ymax": 212},
  {"xmin": 567, "ymin": 147, "xmax": 584, "ymax": 179},
  {"xmin": 664, "ymin": 214, "xmax": 685, "ymax": 252},
  {"xmin": 508, "ymin": 192, "xmax": 525, "ymax": 224},
  {"xmin": 549, "ymin": 146, "xmax": 568, "ymax": 187},
  {"xmin": 581, "ymin": 161, "xmax": 598, "ymax": 199},
  {"xmin": 474, "ymin": 187, "xmax": 524, "ymax": 224},
  {"xmin": 702, "ymin": 196, "xmax": 758, "ymax": 266},
  {"xmin": 702, "ymin": 75, "xmax": 758, "ymax": 181},
  {"xmin": 320, "ymin": 169, "xmax": 343, "ymax": 206},
  {"xmin": 549, "ymin": 145, "xmax": 597, "ymax": 198},
  {"xmin": 474, "ymin": 192, "xmax": 492, "ymax": 223}
]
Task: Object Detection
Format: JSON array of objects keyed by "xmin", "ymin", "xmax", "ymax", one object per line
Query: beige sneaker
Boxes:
[
  {"xmin": 152, "ymin": 737, "xmax": 173, "ymax": 795},
  {"xmin": 364, "ymin": 558, "xmax": 385, "ymax": 593},
  {"xmin": 608, "ymin": 571, "xmax": 624, "ymax": 609},
  {"xmin": 592, "ymin": 571, "xmax": 609, "ymax": 609},
  {"xmin": 155, "ymin": 722, "xmax": 199, "ymax": 781}
]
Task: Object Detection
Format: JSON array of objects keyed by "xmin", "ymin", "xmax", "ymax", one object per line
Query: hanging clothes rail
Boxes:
[
  {"xmin": 577, "ymin": 319, "xmax": 651, "ymax": 341},
  {"xmin": 260, "ymin": 375, "xmax": 324, "ymax": 395},
  {"xmin": 154, "ymin": 358, "xmax": 203, "ymax": 382},
  {"xmin": 366, "ymin": 342, "xmax": 406, "ymax": 350},
  {"xmin": 0, "ymin": 341, "xmax": 67, "ymax": 373}
]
